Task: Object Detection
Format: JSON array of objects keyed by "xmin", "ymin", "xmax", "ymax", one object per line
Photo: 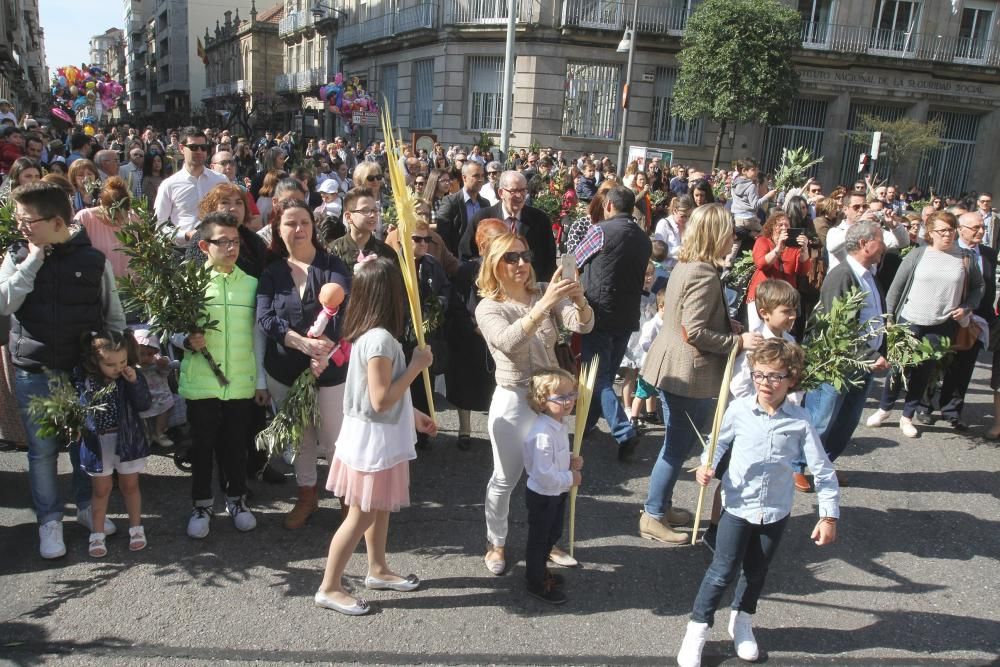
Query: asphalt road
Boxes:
[{"xmin": 1, "ymin": 362, "xmax": 999, "ymax": 666}]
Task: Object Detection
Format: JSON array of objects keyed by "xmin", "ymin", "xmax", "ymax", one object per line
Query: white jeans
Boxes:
[
  {"xmin": 266, "ymin": 375, "xmax": 345, "ymax": 487},
  {"xmin": 485, "ymin": 385, "xmax": 535, "ymax": 547}
]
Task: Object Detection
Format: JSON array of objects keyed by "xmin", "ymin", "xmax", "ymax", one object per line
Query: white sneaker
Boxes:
[
  {"xmin": 728, "ymin": 610, "xmax": 760, "ymax": 661},
  {"xmin": 226, "ymin": 496, "xmax": 257, "ymax": 532},
  {"xmin": 77, "ymin": 505, "xmax": 117, "ymax": 536},
  {"xmin": 677, "ymin": 620, "xmax": 709, "ymax": 667},
  {"xmin": 866, "ymin": 409, "xmax": 890, "ymax": 428},
  {"xmin": 899, "ymin": 416, "xmax": 918, "ymax": 438},
  {"xmin": 154, "ymin": 433, "xmax": 174, "ymax": 448},
  {"xmin": 187, "ymin": 505, "xmax": 214, "ymax": 539},
  {"xmin": 39, "ymin": 520, "xmax": 66, "ymax": 559}
]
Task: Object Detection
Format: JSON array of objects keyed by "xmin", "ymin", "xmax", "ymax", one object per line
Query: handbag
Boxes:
[{"xmin": 952, "ymin": 255, "xmax": 980, "ymax": 352}]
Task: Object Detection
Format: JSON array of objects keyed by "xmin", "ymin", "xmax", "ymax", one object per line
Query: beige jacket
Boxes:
[{"xmin": 641, "ymin": 260, "xmax": 740, "ymax": 399}]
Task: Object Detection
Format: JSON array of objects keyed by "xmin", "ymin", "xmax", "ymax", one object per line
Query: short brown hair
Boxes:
[
  {"xmin": 814, "ymin": 197, "xmax": 839, "ymax": 220},
  {"xmin": 67, "ymin": 159, "xmax": 99, "ymax": 192},
  {"xmin": 98, "ymin": 176, "xmax": 132, "ymax": 210},
  {"xmin": 527, "ymin": 368, "xmax": 577, "ymax": 414},
  {"xmin": 754, "ymin": 278, "xmax": 800, "ymax": 315},
  {"xmin": 749, "ymin": 338, "xmax": 805, "ymax": 388},
  {"xmin": 11, "ymin": 181, "xmax": 72, "ymax": 225},
  {"xmin": 343, "ymin": 186, "xmax": 375, "ymax": 214},
  {"xmin": 474, "ymin": 218, "xmax": 508, "ymax": 256},
  {"xmin": 198, "ymin": 182, "xmax": 251, "ymax": 225},
  {"xmin": 761, "ymin": 210, "xmax": 790, "ymax": 240},
  {"xmin": 924, "ymin": 210, "xmax": 957, "ymax": 244}
]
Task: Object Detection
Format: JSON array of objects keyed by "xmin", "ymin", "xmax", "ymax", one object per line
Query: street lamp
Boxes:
[
  {"xmin": 615, "ymin": 0, "xmax": 639, "ymax": 178},
  {"xmin": 310, "ymin": 1, "xmax": 349, "ymax": 141}
]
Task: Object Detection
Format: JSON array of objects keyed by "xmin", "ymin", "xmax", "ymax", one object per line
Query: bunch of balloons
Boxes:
[
  {"xmin": 318, "ymin": 73, "xmax": 379, "ymax": 134},
  {"xmin": 50, "ymin": 64, "xmax": 126, "ymax": 135}
]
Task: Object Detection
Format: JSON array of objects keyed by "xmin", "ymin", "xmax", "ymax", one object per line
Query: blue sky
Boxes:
[{"xmin": 39, "ymin": 4, "xmax": 122, "ymax": 73}]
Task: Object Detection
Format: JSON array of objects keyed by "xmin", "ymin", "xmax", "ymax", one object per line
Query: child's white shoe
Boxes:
[
  {"xmin": 866, "ymin": 409, "xmax": 890, "ymax": 428},
  {"xmin": 677, "ymin": 620, "xmax": 709, "ymax": 667},
  {"xmin": 728, "ymin": 610, "xmax": 759, "ymax": 661},
  {"xmin": 898, "ymin": 416, "xmax": 918, "ymax": 438}
]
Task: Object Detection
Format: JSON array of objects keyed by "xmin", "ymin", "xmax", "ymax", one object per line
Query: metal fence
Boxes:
[
  {"xmin": 916, "ymin": 111, "xmax": 980, "ymax": 197},
  {"xmin": 444, "ymin": 0, "xmax": 531, "ymax": 25},
  {"xmin": 561, "ymin": 0, "xmax": 697, "ymax": 34},
  {"xmin": 801, "ymin": 21, "xmax": 1000, "ymax": 67},
  {"xmin": 649, "ymin": 67, "xmax": 703, "ymax": 146},
  {"xmin": 760, "ymin": 98, "xmax": 828, "ymax": 179},
  {"xmin": 561, "ymin": 61, "xmax": 621, "ymax": 139}
]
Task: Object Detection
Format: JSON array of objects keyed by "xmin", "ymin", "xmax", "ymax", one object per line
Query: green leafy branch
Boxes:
[
  {"xmin": 113, "ymin": 198, "xmax": 228, "ymax": 386},
  {"xmin": 26, "ymin": 374, "xmax": 116, "ymax": 443},
  {"xmin": 255, "ymin": 369, "xmax": 318, "ymax": 461},
  {"xmin": 0, "ymin": 197, "xmax": 22, "ymax": 250},
  {"xmin": 774, "ymin": 146, "xmax": 823, "ymax": 194}
]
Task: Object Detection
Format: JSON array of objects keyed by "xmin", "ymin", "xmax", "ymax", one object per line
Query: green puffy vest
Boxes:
[{"xmin": 179, "ymin": 264, "xmax": 258, "ymax": 401}]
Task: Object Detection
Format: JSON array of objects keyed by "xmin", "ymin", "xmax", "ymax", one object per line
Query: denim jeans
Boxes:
[
  {"xmin": 691, "ymin": 511, "xmax": 788, "ymax": 626},
  {"xmin": 14, "ymin": 368, "xmax": 92, "ymax": 524},
  {"xmin": 582, "ymin": 329, "xmax": 637, "ymax": 444},
  {"xmin": 804, "ymin": 372, "xmax": 875, "ymax": 463},
  {"xmin": 643, "ymin": 390, "xmax": 713, "ymax": 519},
  {"xmin": 880, "ymin": 320, "xmax": 956, "ymax": 418}
]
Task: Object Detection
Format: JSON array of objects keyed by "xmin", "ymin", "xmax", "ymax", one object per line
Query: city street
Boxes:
[{"xmin": 1, "ymin": 364, "xmax": 998, "ymax": 667}]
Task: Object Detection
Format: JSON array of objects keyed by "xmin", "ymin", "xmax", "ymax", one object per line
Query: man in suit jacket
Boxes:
[
  {"xmin": 461, "ymin": 171, "xmax": 557, "ymax": 279},
  {"xmin": 928, "ymin": 211, "xmax": 996, "ymax": 428},
  {"xmin": 435, "ymin": 161, "xmax": 489, "ymax": 257},
  {"xmin": 804, "ymin": 220, "xmax": 890, "ymax": 464}
]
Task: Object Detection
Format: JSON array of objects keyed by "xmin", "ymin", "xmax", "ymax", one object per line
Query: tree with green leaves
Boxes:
[
  {"xmin": 673, "ymin": 0, "xmax": 802, "ymax": 170},
  {"xmin": 849, "ymin": 114, "xmax": 947, "ymax": 175}
]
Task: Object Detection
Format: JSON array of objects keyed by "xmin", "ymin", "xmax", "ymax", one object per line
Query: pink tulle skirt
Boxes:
[{"xmin": 327, "ymin": 457, "xmax": 410, "ymax": 513}]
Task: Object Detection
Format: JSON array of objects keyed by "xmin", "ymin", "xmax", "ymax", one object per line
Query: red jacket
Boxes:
[
  {"xmin": 0, "ymin": 141, "xmax": 23, "ymax": 175},
  {"xmin": 746, "ymin": 235, "xmax": 811, "ymax": 303}
]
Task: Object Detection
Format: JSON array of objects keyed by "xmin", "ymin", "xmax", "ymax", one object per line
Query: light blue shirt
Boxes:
[
  {"xmin": 707, "ymin": 396, "xmax": 840, "ymax": 524},
  {"xmin": 846, "ymin": 255, "xmax": 884, "ymax": 352}
]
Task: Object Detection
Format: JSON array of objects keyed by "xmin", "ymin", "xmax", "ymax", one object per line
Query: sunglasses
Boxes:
[
  {"xmin": 547, "ymin": 391, "xmax": 579, "ymax": 405},
  {"xmin": 411, "ymin": 235, "xmax": 433, "ymax": 244},
  {"xmin": 366, "ymin": 174, "xmax": 384, "ymax": 182},
  {"xmin": 213, "ymin": 159, "xmax": 235, "ymax": 167},
  {"xmin": 185, "ymin": 143, "xmax": 209, "ymax": 151},
  {"xmin": 501, "ymin": 250, "xmax": 533, "ymax": 265}
]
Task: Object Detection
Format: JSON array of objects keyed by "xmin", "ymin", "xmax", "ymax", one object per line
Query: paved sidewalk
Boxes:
[{"xmin": 2, "ymin": 363, "xmax": 998, "ymax": 666}]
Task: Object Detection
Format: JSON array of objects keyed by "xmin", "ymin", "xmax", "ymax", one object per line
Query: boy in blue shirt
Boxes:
[{"xmin": 677, "ymin": 339, "xmax": 839, "ymax": 667}]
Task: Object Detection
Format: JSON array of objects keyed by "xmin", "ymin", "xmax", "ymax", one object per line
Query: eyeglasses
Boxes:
[
  {"xmin": 751, "ymin": 371, "xmax": 790, "ymax": 385},
  {"xmin": 960, "ymin": 225, "xmax": 985, "ymax": 233},
  {"xmin": 980, "ymin": 200, "xmax": 992, "ymax": 206},
  {"xmin": 487, "ymin": 171, "xmax": 500, "ymax": 176},
  {"xmin": 502, "ymin": 188, "xmax": 528, "ymax": 196},
  {"xmin": 847, "ymin": 204, "xmax": 865, "ymax": 211},
  {"xmin": 366, "ymin": 174, "xmax": 384, "ymax": 182},
  {"xmin": 185, "ymin": 143, "xmax": 209, "ymax": 151},
  {"xmin": 411, "ymin": 235, "xmax": 433, "ymax": 244},
  {"xmin": 414, "ymin": 180, "xmax": 426, "ymax": 186},
  {"xmin": 131, "ymin": 153, "xmax": 144, "ymax": 158},
  {"xmin": 501, "ymin": 250, "xmax": 533, "ymax": 265},
  {"xmin": 547, "ymin": 391, "xmax": 579, "ymax": 405},
  {"xmin": 350, "ymin": 208, "xmax": 378, "ymax": 217},
  {"xmin": 213, "ymin": 159, "xmax": 235, "ymax": 167},
  {"xmin": 205, "ymin": 238, "xmax": 241, "ymax": 250},
  {"xmin": 930, "ymin": 228, "xmax": 956, "ymax": 236},
  {"xmin": 15, "ymin": 214, "xmax": 51, "ymax": 227}
]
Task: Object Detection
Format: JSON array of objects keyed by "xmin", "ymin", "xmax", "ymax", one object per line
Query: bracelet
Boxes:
[{"xmin": 820, "ymin": 517, "xmax": 838, "ymax": 524}]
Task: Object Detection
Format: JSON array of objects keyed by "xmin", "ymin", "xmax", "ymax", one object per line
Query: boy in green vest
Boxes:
[{"xmin": 179, "ymin": 212, "xmax": 268, "ymax": 539}]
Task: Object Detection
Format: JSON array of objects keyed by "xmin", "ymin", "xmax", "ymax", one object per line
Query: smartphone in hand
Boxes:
[{"xmin": 560, "ymin": 253, "xmax": 578, "ymax": 280}]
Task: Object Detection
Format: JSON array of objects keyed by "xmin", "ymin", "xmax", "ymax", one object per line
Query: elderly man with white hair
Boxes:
[{"xmin": 93, "ymin": 150, "xmax": 120, "ymax": 180}]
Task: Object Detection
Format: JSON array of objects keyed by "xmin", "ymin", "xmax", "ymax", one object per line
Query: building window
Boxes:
[
  {"xmin": 760, "ymin": 98, "xmax": 828, "ymax": 178},
  {"xmin": 468, "ymin": 56, "xmax": 504, "ymax": 132},
  {"xmin": 381, "ymin": 64, "xmax": 398, "ymax": 121},
  {"xmin": 561, "ymin": 61, "xmax": 621, "ymax": 139},
  {"xmin": 799, "ymin": 0, "xmax": 834, "ymax": 46},
  {"xmin": 839, "ymin": 102, "xmax": 907, "ymax": 185},
  {"xmin": 956, "ymin": 3, "xmax": 995, "ymax": 62},
  {"xmin": 917, "ymin": 111, "xmax": 979, "ymax": 198},
  {"xmin": 411, "ymin": 59, "xmax": 434, "ymax": 130},
  {"xmin": 649, "ymin": 67, "xmax": 703, "ymax": 146},
  {"xmin": 870, "ymin": 1, "xmax": 921, "ymax": 54}
]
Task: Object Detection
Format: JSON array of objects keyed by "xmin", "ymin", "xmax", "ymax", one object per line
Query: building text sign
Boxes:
[{"xmin": 800, "ymin": 68, "xmax": 994, "ymax": 98}]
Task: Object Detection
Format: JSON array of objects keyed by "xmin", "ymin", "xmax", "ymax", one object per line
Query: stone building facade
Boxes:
[{"xmin": 0, "ymin": 0, "xmax": 47, "ymax": 116}]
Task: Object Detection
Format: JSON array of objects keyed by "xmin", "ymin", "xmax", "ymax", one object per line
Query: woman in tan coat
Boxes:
[{"xmin": 639, "ymin": 204, "xmax": 762, "ymax": 544}]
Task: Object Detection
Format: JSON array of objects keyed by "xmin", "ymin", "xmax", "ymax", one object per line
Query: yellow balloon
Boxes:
[{"xmin": 84, "ymin": 126, "xmax": 95, "ymax": 136}]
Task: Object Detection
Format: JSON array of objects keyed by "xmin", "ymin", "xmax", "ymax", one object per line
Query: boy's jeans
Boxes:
[{"xmin": 14, "ymin": 368, "xmax": 92, "ymax": 524}]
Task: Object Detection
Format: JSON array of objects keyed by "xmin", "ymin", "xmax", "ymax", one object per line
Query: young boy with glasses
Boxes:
[
  {"xmin": 522, "ymin": 368, "xmax": 583, "ymax": 604},
  {"xmin": 677, "ymin": 338, "xmax": 839, "ymax": 667}
]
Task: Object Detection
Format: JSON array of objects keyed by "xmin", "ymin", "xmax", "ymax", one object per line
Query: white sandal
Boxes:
[
  {"xmin": 128, "ymin": 525, "xmax": 147, "ymax": 551},
  {"xmin": 88, "ymin": 532, "xmax": 107, "ymax": 558}
]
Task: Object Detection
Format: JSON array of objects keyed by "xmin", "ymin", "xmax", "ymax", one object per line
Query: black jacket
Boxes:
[
  {"xmin": 463, "ymin": 203, "xmax": 557, "ymax": 279},
  {"xmin": 817, "ymin": 261, "xmax": 888, "ymax": 364},
  {"xmin": 971, "ymin": 244, "xmax": 997, "ymax": 326},
  {"xmin": 8, "ymin": 230, "xmax": 107, "ymax": 372},
  {"xmin": 578, "ymin": 213, "xmax": 652, "ymax": 333},
  {"xmin": 435, "ymin": 189, "xmax": 489, "ymax": 257}
]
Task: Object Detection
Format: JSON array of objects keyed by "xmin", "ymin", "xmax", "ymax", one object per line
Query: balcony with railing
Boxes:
[
  {"xmin": 276, "ymin": 72, "xmax": 293, "ymax": 93},
  {"xmin": 338, "ymin": 3, "xmax": 438, "ymax": 48},
  {"xmin": 561, "ymin": 0, "xmax": 691, "ymax": 34},
  {"xmin": 279, "ymin": 8, "xmax": 325, "ymax": 38},
  {"xmin": 800, "ymin": 22, "xmax": 1000, "ymax": 68},
  {"xmin": 444, "ymin": 0, "xmax": 532, "ymax": 25}
]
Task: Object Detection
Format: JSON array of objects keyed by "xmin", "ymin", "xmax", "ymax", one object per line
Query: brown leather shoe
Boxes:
[
  {"xmin": 639, "ymin": 511, "xmax": 688, "ymax": 544},
  {"xmin": 793, "ymin": 473, "xmax": 812, "ymax": 493},
  {"xmin": 284, "ymin": 485, "xmax": 319, "ymax": 530}
]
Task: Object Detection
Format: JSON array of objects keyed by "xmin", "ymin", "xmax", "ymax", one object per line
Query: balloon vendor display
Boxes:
[
  {"xmin": 318, "ymin": 73, "xmax": 380, "ymax": 134},
  {"xmin": 50, "ymin": 65, "xmax": 126, "ymax": 135}
]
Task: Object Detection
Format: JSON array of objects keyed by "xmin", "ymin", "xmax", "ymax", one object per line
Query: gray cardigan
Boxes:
[{"xmin": 886, "ymin": 245, "xmax": 984, "ymax": 320}]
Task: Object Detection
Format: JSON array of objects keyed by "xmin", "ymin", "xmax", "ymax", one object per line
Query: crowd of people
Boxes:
[{"xmin": 2, "ymin": 108, "xmax": 998, "ymax": 664}]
